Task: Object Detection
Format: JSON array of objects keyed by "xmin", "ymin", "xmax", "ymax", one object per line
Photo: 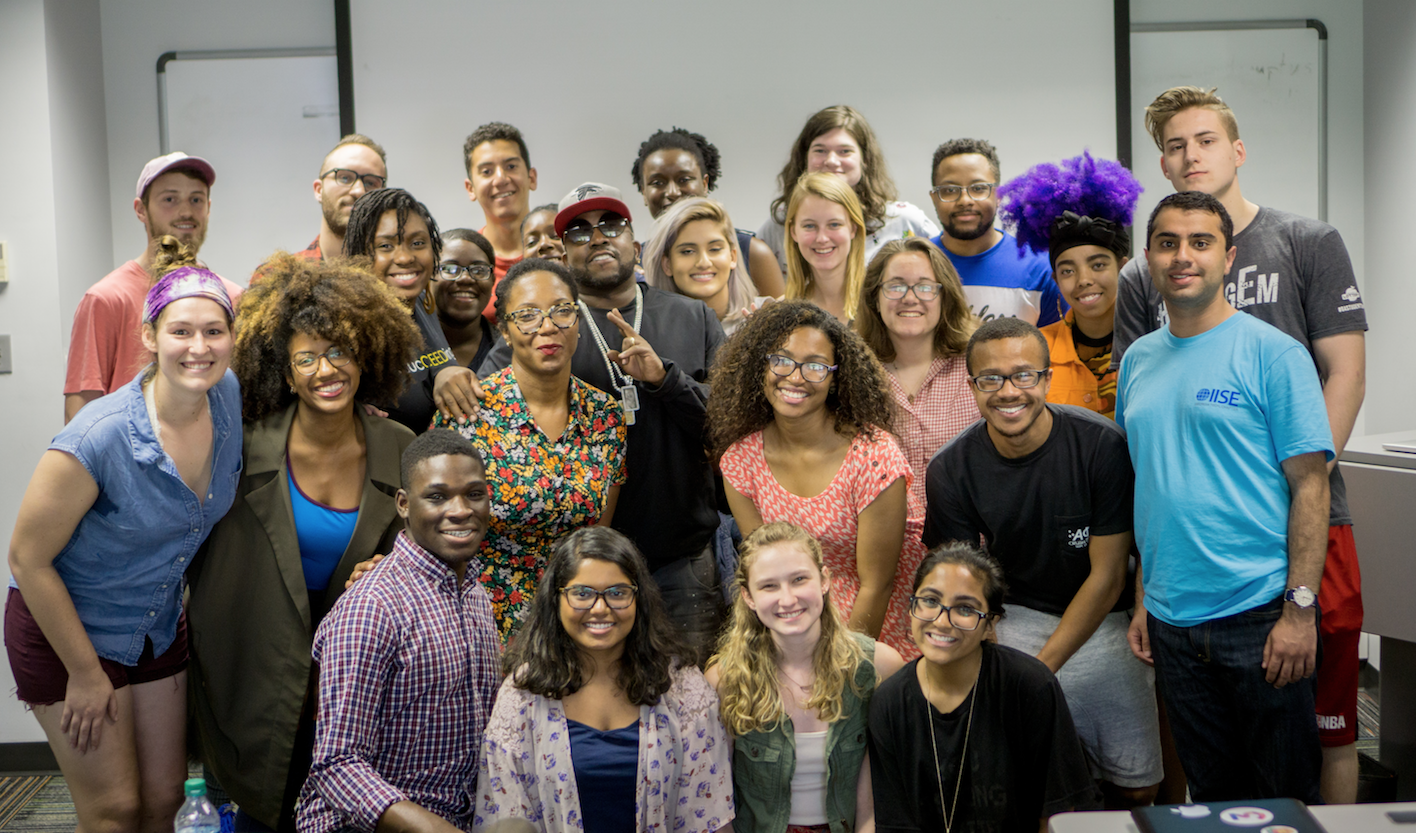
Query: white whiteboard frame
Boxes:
[{"xmin": 1130, "ymin": 19, "xmax": 1328, "ymax": 221}]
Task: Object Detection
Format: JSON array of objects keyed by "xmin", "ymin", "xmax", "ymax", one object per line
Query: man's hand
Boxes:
[
  {"xmin": 606, "ymin": 308, "xmax": 666, "ymax": 386},
  {"xmin": 433, "ymin": 365, "xmax": 482, "ymax": 421},
  {"xmin": 1127, "ymin": 604, "xmax": 1154, "ymax": 666},
  {"xmin": 1262, "ymin": 607, "xmax": 1317, "ymax": 687}
]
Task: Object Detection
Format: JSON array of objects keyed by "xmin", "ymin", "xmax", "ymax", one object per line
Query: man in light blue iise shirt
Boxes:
[{"xmin": 1117, "ymin": 191, "xmax": 1332, "ymax": 806}]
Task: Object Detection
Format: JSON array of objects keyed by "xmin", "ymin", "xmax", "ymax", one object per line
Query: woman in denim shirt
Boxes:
[
  {"xmin": 6, "ymin": 238, "xmax": 242, "ymax": 833},
  {"xmin": 707, "ymin": 523, "xmax": 905, "ymax": 832}
]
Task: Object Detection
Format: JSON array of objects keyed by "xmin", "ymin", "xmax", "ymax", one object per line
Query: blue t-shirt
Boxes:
[
  {"xmin": 36, "ymin": 369, "xmax": 242, "ymax": 665},
  {"xmin": 932, "ymin": 230, "xmax": 1065, "ymax": 326},
  {"xmin": 1117, "ymin": 313, "xmax": 1333, "ymax": 627},
  {"xmin": 287, "ymin": 459, "xmax": 359, "ymax": 592},
  {"xmin": 568, "ymin": 718, "xmax": 639, "ymax": 833}
]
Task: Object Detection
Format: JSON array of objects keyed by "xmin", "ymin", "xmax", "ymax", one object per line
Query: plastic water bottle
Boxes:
[{"xmin": 174, "ymin": 778, "xmax": 220, "ymax": 833}]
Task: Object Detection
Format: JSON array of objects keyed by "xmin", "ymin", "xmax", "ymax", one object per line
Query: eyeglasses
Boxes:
[
  {"xmin": 562, "ymin": 584, "xmax": 638, "ymax": 610},
  {"xmin": 562, "ymin": 214, "xmax": 630, "ymax": 246},
  {"xmin": 969, "ymin": 369, "xmax": 1049, "ymax": 392},
  {"xmin": 504, "ymin": 302, "xmax": 579, "ymax": 334},
  {"xmin": 767, "ymin": 353, "xmax": 837, "ymax": 383},
  {"xmin": 320, "ymin": 168, "xmax": 387, "ymax": 191},
  {"xmin": 909, "ymin": 596, "xmax": 991, "ymax": 630},
  {"xmin": 882, "ymin": 281, "xmax": 943, "ymax": 301},
  {"xmin": 930, "ymin": 182, "xmax": 996, "ymax": 202},
  {"xmin": 437, "ymin": 262, "xmax": 494, "ymax": 283},
  {"xmin": 290, "ymin": 346, "xmax": 352, "ymax": 376}
]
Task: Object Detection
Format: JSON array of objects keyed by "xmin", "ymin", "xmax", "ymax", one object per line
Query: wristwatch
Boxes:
[{"xmin": 1284, "ymin": 585, "xmax": 1318, "ymax": 609}]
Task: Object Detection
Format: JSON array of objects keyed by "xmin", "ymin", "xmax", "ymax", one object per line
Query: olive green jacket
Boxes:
[{"xmin": 187, "ymin": 405, "xmax": 413, "ymax": 828}]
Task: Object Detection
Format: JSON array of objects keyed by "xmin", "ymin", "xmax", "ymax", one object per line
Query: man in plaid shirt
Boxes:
[{"xmin": 297, "ymin": 430, "xmax": 501, "ymax": 833}]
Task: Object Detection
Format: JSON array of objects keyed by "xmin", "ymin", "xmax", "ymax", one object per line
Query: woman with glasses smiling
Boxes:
[
  {"xmin": 856, "ymin": 238, "xmax": 981, "ymax": 510},
  {"xmin": 434, "ymin": 228, "xmax": 498, "ymax": 369},
  {"xmin": 868, "ymin": 542, "xmax": 1098, "ymax": 832},
  {"xmin": 709, "ymin": 300, "xmax": 926, "ymax": 659},
  {"xmin": 187, "ymin": 254, "xmax": 419, "ymax": 832},
  {"xmin": 475, "ymin": 527, "xmax": 733, "ymax": 833},
  {"xmin": 435, "ymin": 259, "xmax": 626, "ymax": 642}
]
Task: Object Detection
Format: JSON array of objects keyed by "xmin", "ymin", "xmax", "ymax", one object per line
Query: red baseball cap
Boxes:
[{"xmin": 555, "ymin": 182, "xmax": 632, "ymax": 237}]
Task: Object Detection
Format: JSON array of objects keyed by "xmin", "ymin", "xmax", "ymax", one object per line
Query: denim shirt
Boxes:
[
  {"xmin": 733, "ymin": 633, "xmax": 876, "ymax": 833},
  {"xmin": 39, "ymin": 369, "xmax": 242, "ymax": 664}
]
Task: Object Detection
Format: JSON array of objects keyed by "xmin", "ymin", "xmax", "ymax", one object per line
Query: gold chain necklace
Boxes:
[{"xmin": 923, "ymin": 661, "xmax": 979, "ymax": 833}]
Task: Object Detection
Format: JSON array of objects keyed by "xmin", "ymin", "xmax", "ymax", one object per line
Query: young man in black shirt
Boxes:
[
  {"xmin": 924, "ymin": 317, "xmax": 1160, "ymax": 808},
  {"xmin": 479, "ymin": 183, "xmax": 726, "ymax": 656}
]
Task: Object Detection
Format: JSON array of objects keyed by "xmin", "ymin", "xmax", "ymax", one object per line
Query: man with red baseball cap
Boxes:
[{"xmin": 63, "ymin": 152, "xmax": 243, "ymax": 422}]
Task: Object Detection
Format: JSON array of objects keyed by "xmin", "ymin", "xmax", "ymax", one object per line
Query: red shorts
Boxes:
[
  {"xmin": 1315, "ymin": 525, "xmax": 1362, "ymax": 747},
  {"xmin": 4, "ymin": 588, "xmax": 188, "ymax": 707}
]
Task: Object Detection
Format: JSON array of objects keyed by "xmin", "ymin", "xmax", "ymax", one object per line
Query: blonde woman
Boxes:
[
  {"xmin": 784, "ymin": 172, "xmax": 868, "ymax": 323},
  {"xmin": 643, "ymin": 197, "xmax": 768, "ymax": 336},
  {"xmin": 708, "ymin": 523, "xmax": 904, "ymax": 833}
]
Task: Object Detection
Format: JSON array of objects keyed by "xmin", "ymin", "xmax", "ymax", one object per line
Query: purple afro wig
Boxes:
[{"xmin": 997, "ymin": 151, "xmax": 1143, "ymax": 255}]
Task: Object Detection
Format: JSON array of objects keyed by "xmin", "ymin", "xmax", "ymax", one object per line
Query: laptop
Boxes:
[{"xmin": 1132, "ymin": 798, "xmax": 1327, "ymax": 833}]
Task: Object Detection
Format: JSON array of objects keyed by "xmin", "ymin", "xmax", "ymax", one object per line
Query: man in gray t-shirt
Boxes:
[{"xmin": 1115, "ymin": 86, "xmax": 1368, "ymax": 804}]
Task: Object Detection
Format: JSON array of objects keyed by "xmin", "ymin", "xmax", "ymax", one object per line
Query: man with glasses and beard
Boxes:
[
  {"xmin": 63, "ymin": 152, "xmax": 244, "ymax": 422},
  {"xmin": 928, "ymin": 138, "xmax": 1065, "ymax": 326},
  {"xmin": 477, "ymin": 183, "xmax": 727, "ymax": 658},
  {"xmin": 924, "ymin": 317, "xmax": 1162, "ymax": 809},
  {"xmin": 302, "ymin": 134, "xmax": 388, "ymax": 262}
]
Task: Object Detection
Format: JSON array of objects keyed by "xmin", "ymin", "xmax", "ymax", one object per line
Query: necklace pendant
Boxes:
[{"xmin": 620, "ymin": 384, "xmax": 639, "ymax": 425}]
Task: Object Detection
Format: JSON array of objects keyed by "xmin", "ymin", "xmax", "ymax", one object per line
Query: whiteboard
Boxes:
[
  {"xmin": 1130, "ymin": 23, "xmax": 1324, "ymax": 231},
  {"xmin": 160, "ymin": 51, "xmax": 340, "ymax": 284}
]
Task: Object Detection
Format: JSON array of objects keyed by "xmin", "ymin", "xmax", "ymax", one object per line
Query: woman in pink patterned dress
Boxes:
[{"xmin": 708, "ymin": 299, "xmax": 927, "ymax": 659}]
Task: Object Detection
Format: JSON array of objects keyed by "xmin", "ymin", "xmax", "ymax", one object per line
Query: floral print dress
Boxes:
[{"xmin": 438, "ymin": 368, "xmax": 626, "ymax": 641}]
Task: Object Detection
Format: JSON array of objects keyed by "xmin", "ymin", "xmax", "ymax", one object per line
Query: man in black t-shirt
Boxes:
[
  {"xmin": 479, "ymin": 182, "xmax": 726, "ymax": 657},
  {"xmin": 924, "ymin": 317, "xmax": 1160, "ymax": 808}
]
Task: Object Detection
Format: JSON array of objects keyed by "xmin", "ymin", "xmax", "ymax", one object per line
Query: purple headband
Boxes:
[{"xmin": 142, "ymin": 266, "xmax": 235, "ymax": 324}]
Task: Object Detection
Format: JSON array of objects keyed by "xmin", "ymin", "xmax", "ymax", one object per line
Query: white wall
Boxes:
[
  {"xmin": 1362, "ymin": 1, "xmax": 1416, "ymax": 435},
  {"xmin": 350, "ymin": 0, "xmax": 1118, "ymax": 243},
  {"xmin": 0, "ymin": 0, "xmax": 73, "ymax": 743},
  {"xmin": 98, "ymin": 0, "xmax": 336, "ymax": 273}
]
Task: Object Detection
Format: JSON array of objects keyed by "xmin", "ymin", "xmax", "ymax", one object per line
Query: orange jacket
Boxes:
[{"xmin": 1041, "ymin": 311, "xmax": 1115, "ymax": 418}]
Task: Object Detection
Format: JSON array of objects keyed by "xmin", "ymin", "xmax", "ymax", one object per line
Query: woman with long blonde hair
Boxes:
[
  {"xmin": 707, "ymin": 522, "xmax": 904, "ymax": 833},
  {"xmin": 783, "ymin": 172, "xmax": 868, "ymax": 323}
]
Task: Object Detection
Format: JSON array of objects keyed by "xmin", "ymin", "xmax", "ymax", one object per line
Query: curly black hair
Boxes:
[
  {"xmin": 707, "ymin": 299, "xmax": 893, "ymax": 462},
  {"xmin": 504, "ymin": 527, "xmax": 693, "ymax": 704},
  {"xmin": 343, "ymin": 188, "xmax": 443, "ymax": 266},
  {"xmin": 232, "ymin": 252, "xmax": 420, "ymax": 422},
  {"xmin": 931, "ymin": 137, "xmax": 1000, "ymax": 183},
  {"xmin": 630, "ymin": 127, "xmax": 722, "ymax": 192},
  {"xmin": 462, "ymin": 121, "xmax": 530, "ymax": 177}
]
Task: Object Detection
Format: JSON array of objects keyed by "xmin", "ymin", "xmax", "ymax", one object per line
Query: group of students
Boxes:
[{"xmin": 10, "ymin": 83, "xmax": 1368, "ymax": 833}]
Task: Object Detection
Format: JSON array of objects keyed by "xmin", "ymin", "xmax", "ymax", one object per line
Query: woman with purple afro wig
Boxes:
[{"xmin": 997, "ymin": 152, "xmax": 1141, "ymax": 419}]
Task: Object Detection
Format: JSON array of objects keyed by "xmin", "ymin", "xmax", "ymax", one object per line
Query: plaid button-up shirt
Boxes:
[{"xmin": 297, "ymin": 530, "xmax": 501, "ymax": 833}]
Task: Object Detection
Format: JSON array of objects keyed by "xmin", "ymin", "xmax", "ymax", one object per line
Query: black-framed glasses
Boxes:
[
  {"xmin": 504, "ymin": 303, "xmax": 579, "ymax": 334},
  {"xmin": 767, "ymin": 353, "xmax": 837, "ymax": 383},
  {"xmin": 909, "ymin": 596, "xmax": 991, "ymax": 630},
  {"xmin": 930, "ymin": 182, "xmax": 996, "ymax": 202},
  {"xmin": 882, "ymin": 281, "xmax": 943, "ymax": 301},
  {"xmin": 562, "ymin": 214, "xmax": 630, "ymax": 246},
  {"xmin": 969, "ymin": 369, "xmax": 1049, "ymax": 392},
  {"xmin": 562, "ymin": 584, "xmax": 638, "ymax": 610},
  {"xmin": 436, "ymin": 262, "xmax": 494, "ymax": 283},
  {"xmin": 291, "ymin": 346, "xmax": 353, "ymax": 376},
  {"xmin": 320, "ymin": 168, "xmax": 387, "ymax": 191}
]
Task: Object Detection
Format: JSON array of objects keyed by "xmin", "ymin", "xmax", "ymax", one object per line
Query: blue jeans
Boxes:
[{"xmin": 1147, "ymin": 596, "xmax": 1322, "ymax": 803}]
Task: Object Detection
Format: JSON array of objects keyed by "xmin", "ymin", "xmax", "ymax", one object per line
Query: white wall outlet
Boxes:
[{"xmin": 0, "ymin": 242, "xmax": 8, "ymax": 283}]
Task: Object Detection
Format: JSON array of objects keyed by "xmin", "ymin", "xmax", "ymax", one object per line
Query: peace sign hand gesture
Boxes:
[{"xmin": 606, "ymin": 308, "xmax": 666, "ymax": 386}]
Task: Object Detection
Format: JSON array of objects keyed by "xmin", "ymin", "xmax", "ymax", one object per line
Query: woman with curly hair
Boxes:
[
  {"xmin": 475, "ymin": 527, "xmax": 733, "ymax": 832},
  {"xmin": 758, "ymin": 105, "xmax": 938, "ymax": 275},
  {"xmin": 7, "ymin": 236, "xmax": 238, "ymax": 833},
  {"xmin": 783, "ymin": 173, "xmax": 869, "ymax": 323},
  {"xmin": 856, "ymin": 238, "xmax": 980, "ymax": 508},
  {"xmin": 708, "ymin": 300, "xmax": 925, "ymax": 657},
  {"xmin": 433, "ymin": 258, "xmax": 627, "ymax": 642},
  {"xmin": 707, "ymin": 523, "xmax": 904, "ymax": 832},
  {"xmin": 630, "ymin": 126, "xmax": 783, "ymax": 296},
  {"xmin": 998, "ymin": 152, "xmax": 1143, "ymax": 419},
  {"xmin": 642, "ymin": 197, "xmax": 767, "ymax": 336},
  {"xmin": 343, "ymin": 188, "xmax": 481, "ymax": 432},
  {"xmin": 186, "ymin": 253, "xmax": 420, "ymax": 832}
]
